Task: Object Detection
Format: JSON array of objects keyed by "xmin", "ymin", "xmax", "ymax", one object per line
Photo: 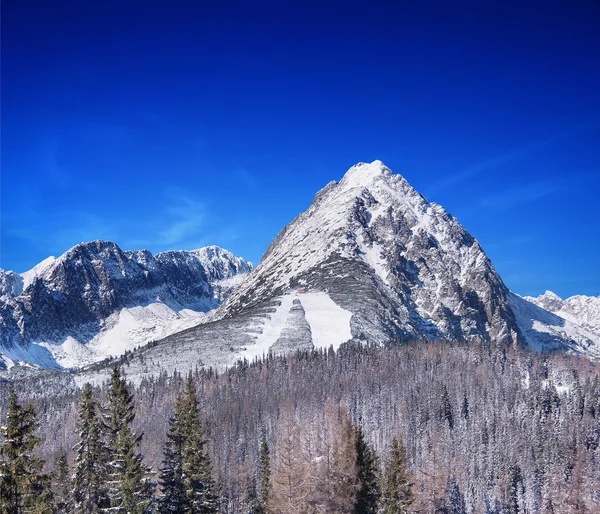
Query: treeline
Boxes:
[{"xmin": 2, "ymin": 341, "xmax": 600, "ymax": 513}]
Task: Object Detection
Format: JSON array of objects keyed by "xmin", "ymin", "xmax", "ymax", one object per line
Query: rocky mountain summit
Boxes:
[{"xmin": 0, "ymin": 241, "xmax": 252, "ymax": 369}]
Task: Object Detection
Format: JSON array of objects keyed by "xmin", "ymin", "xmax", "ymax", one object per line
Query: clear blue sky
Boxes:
[{"xmin": 1, "ymin": 1, "xmax": 599, "ymax": 298}]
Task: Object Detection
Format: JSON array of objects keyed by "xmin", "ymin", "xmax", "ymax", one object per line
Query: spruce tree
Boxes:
[
  {"xmin": 180, "ymin": 376, "xmax": 219, "ymax": 513},
  {"xmin": 354, "ymin": 425, "xmax": 379, "ymax": 514},
  {"xmin": 257, "ymin": 434, "xmax": 271, "ymax": 513},
  {"xmin": 159, "ymin": 376, "xmax": 219, "ymax": 513},
  {"xmin": 158, "ymin": 392, "xmax": 188, "ymax": 513},
  {"xmin": 379, "ymin": 438, "xmax": 413, "ymax": 514},
  {"xmin": 72, "ymin": 383, "xmax": 108, "ymax": 513},
  {"xmin": 53, "ymin": 448, "xmax": 72, "ymax": 512},
  {"xmin": 102, "ymin": 367, "xmax": 154, "ymax": 514},
  {"xmin": 0, "ymin": 388, "xmax": 52, "ymax": 514}
]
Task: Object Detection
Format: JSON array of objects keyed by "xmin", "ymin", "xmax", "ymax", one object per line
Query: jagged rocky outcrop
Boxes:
[{"xmin": 0, "ymin": 241, "xmax": 252, "ymax": 369}]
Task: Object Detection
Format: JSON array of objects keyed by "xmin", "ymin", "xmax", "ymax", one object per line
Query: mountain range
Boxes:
[{"xmin": 1, "ymin": 161, "xmax": 598, "ymax": 377}]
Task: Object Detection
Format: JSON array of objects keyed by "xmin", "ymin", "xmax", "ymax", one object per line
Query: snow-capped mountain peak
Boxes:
[{"xmin": 222, "ymin": 160, "xmax": 519, "ymax": 347}]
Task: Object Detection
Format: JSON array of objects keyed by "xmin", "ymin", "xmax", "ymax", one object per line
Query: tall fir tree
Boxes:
[
  {"xmin": 0, "ymin": 388, "xmax": 52, "ymax": 514},
  {"xmin": 180, "ymin": 376, "xmax": 219, "ymax": 513},
  {"xmin": 102, "ymin": 367, "xmax": 154, "ymax": 514},
  {"xmin": 72, "ymin": 383, "xmax": 108, "ymax": 513},
  {"xmin": 354, "ymin": 425, "xmax": 379, "ymax": 514},
  {"xmin": 53, "ymin": 448, "xmax": 72, "ymax": 513},
  {"xmin": 158, "ymin": 376, "xmax": 219, "ymax": 513},
  {"xmin": 379, "ymin": 438, "xmax": 413, "ymax": 514},
  {"xmin": 158, "ymin": 392, "xmax": 188, "ymax": 513},
  {"xmin": 257, "ymin": 434, "xmax": 271, "ymax": 513}
]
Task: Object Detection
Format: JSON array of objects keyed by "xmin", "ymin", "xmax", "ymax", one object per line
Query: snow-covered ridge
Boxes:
[
  {"xmin": 0, "ymin": 241, "xmax": 252, "ymax": 370},
  {"xmin": 523, "ymin": 291, "xmax": 600, "ymax": 338}
]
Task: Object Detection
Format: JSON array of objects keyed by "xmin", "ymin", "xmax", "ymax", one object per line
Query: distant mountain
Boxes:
[
  {"xmin": 515, "ymin": 291, "xmax": 600, "ymax": 353},
  {"xmin": 0, "ymin": 242, "xmax": 252, "ymax": 369}
]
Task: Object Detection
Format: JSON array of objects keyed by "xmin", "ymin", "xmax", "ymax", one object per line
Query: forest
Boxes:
[{"xmin": 1, "ymin": 340, "xmax": 600, "ymax": 513}]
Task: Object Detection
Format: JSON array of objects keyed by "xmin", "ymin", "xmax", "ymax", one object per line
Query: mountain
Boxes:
[
  {"xmin": 513, "ymin": 291, "xmax": 600, "ymax": 353},
  {"xmin": 524, "ymin": 291, "xmax": 600, "ymax": 334},
  {"xmin": 0, "ymin": 242, "xmax": 252, "ymax": 369},
  {"xmin": 90, "ymin": 160, "xmax": 598, "ymax": 384},
  {"xmin": 3, "ymin": 161, "xmax": 598, "ymax": 379}
]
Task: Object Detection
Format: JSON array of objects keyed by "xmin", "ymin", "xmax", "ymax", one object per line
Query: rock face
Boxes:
[{"xmin": 0, "ymin": 242, "xmax": 252, "ymax": 369}]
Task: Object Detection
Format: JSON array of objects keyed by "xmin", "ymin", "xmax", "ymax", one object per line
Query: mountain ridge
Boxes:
[
  {"xmin": 0, "ymin": 241, "xmax": 252, "ymax": 369},
  {"xmin": 1, "ymin": 161, "xmax": 598, "ymax": 379}
]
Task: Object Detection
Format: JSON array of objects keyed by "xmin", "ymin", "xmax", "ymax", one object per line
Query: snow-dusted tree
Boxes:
[
  {"xmin": 269, "ymin": 401, "xmax": 307, "ymax": 513},
  {"xmin": 379, "ymin": 437, "xmax": 413, "ymax": 514},
  {"xmin": 0, "ymin": 388, "xmax": 52, "ymax": 513},
  {"xmin": 72, "ymin": 383, "xmax": 108, "ymax": 512},
  {"xmin": 257, "ymin": 434, "xmax": 271, "ymax": 513},
  {"xmin": 180, "ymin": 376, "xmax": 219, "ymax": 513},
  {"xmin": 354, "ymin": 425, "xmax": 379, "ymax": 514},
  {"xmin": 158, "ymin": 390, "xmax": 188, "ymax": 513},
  {"xmin": 53, "ymin": 448, "xmax": 72, "ymax": 512},
  {"xmin": 102, "ymin": 367, "xmax": 154, "ymax": 513}
]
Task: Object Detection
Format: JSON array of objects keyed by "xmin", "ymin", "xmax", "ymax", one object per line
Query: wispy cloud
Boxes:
[
  {"xmin": 155, "ymin": 189, "xmax": 208, "ymax": 247},
  {"xmin": 479, "ymin": 181, "xmax": 556, "ymax": 209},
  {"xmin": 427, "ymin": 125, "xmax": 591, "ymax": 194},
  {"xmin": 122, "ymin": 188, "xmax": 209, "ymax": 251}
]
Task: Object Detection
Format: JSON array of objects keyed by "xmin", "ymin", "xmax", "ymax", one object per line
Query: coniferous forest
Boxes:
[{"xmin": 1, "ymin": 341, "xmax": 600, "ymax": 513}]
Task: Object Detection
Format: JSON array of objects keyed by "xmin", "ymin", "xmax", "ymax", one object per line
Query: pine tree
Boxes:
[
  {"xmin": 72, "ymin": 383, "xmax": 108, "ymax": 513},
  {"xmin": 354, "ymin": 425, "xmax": 379, "ymax": 514},
  {"xmin": 102, "ymin": 367, "xmax": 154, "ymax": 514},
  {"xmin": 379, "ymin": 438, "xmax": 413, "ymax": 514},
  {"xmin": 0, "ymin": 388, "xmax": 52, "ymax": 514},
  {"xmin": 257, "ymin": 434, "xmax": 270, "ymax": 513},
  {"xmin": 180, "ymin": 376, "xmax": 219, "ymax": 513},
  {"xmin": 159, "ymin": 376, "xmax": 219, "ymax": 513},
  {"xmin": 158, "ymin": 392, "xmax": 188, "ymax": 513},
  {"xmin": 53, "ymin": 448, "xmax": 72, "ymax": 513}
]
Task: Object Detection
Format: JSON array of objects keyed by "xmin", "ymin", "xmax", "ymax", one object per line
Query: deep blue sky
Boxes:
[{"xmin": 1, "ymin": 1, "xmax": 599, "ymax": 297}]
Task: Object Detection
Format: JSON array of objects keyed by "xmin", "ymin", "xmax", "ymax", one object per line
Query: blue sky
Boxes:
[{"xmin": 1, "ymin": 1, "xmax": 599, "ymax": 298}]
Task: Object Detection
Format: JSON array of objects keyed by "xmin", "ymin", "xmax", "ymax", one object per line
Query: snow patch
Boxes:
[{"xmin": 299, "ymin": 292, "xmax": 353, "ymax": 351}]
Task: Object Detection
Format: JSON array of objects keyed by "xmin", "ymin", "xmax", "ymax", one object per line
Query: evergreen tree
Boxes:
[
  {"xmin": 180, "ymin": 376, "xmax": 219, "ymax": 513},
  {"xmin": 354, "ymin": 425, "xmax": 379, "ymax": 513},
  {"xmin": 379, "ymin": 438, "xmax": 413, "ymax": 514},
  {"xmin": 72, "ymin": 383, "xmax": 108, "ymax": 513},
  {"xmin": 159, "ymin": 376, "xmax": 219, "ymax": 513},
  {"xmin": 53, "ymin": 448, "xmax": 72, "ymax": 513},
  {"xmin": 0, "ymin": 388, "xmax": 52, "ymax": 514},
  {"xmin": 257, "ymin": 434, "xmax": 270, "ymax": 513},
  {"xmin": 102, "ymin": 367, "xmax": 154, "ymax": 514},
  {"xmin": 446, "ymin": 477, "xmax": 466, "ymax": 514},
  {"xmin": 158, "ymin": 392, "xmax": 188, "ymax": 513}
]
